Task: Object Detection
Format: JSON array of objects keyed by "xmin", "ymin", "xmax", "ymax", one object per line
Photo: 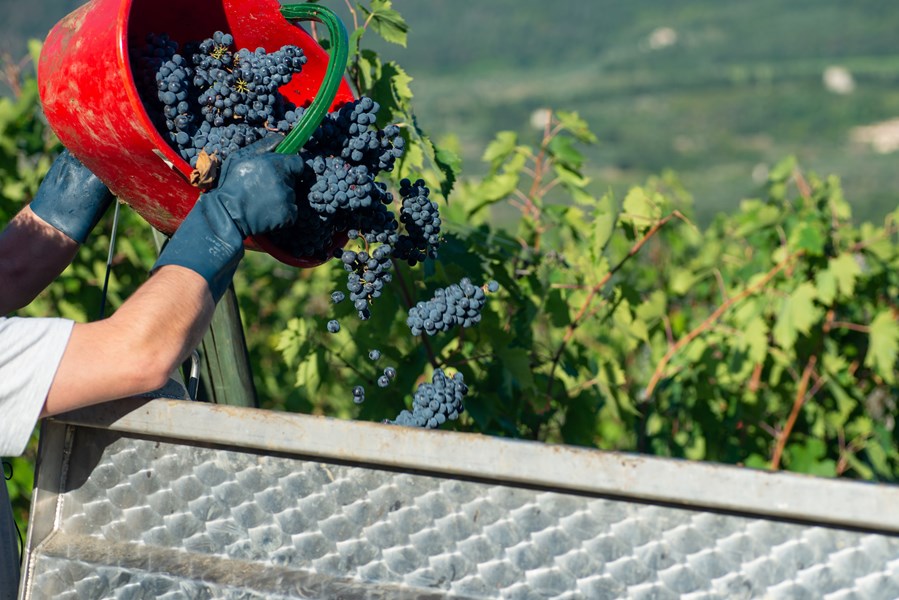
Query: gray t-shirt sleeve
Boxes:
[{"xmin": 0, "ymin": 316, "xmax": 74, "ymax": 457}]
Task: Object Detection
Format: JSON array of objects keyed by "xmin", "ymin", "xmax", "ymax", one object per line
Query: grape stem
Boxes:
[
  {"xmin": 333, "ymin": 348, "xmax": 373, "ymax": 384},
  {"xmin": 390, "ymin": 258, "xmax": 439, "ymax": 368}
]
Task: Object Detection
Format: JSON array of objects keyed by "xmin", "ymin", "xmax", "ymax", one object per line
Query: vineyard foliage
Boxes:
[{"xmin": 2, "ymin": 2, "xmax": 899, "ymax": 532}]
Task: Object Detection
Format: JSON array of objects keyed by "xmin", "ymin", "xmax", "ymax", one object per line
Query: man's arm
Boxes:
[
  {"xmin": 40, "ymin": 134, "xmax": 304, "ymax": 415},
  {"xmin": 0, "ymin": 207, "xmax": 79, "ymax": 314},
  {"xmin": 42, "ymin": 265, "xmax": 214, "ymax": 416}
]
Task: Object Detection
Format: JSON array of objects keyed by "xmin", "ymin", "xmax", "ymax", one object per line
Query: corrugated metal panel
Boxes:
[{"xmin": 19, "ymin": 399, "xmax": 899, "ymax": 599}]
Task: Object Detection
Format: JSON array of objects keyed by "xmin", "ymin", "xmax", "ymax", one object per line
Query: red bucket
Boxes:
[{"xmin": 38, "ymin": 0, "xmax": 355, "ymax": 267}]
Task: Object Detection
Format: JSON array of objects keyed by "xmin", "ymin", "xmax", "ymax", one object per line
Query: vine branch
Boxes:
[
  {"xmin": 546, "ymin": 210, "xmax": 684, "ymax": 397},
  {"xmin": 770, "ymin": 354, "xmax": 818, "ymax": 470},
  {"xmin": 644, "ymin": 251, "xmax": 802, "ymax": 399}
]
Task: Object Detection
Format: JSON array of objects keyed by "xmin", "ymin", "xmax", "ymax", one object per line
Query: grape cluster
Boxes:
[
  {"xmin": 389, "ymin": 370, "xmax": 468, "ymax": 429},
  {"xmin": 394, "ymin": 178, "xmax": 441, "ymax": 265},
  {"xmin": 338, "ymin": 244, "xmax": 394, "ymax": 320},
  {"xmin": 407, "ymin": 278, "xmax": 488, "ymax": 336},
  {"xmin": 305, "ymin": 97, "xmax": 405, "ymax": 172},
  {"xmin": 133, "ymin": 31, "xmax": 306, "ymax": 167},
  {"xmin": 307, "ymin": 156, "xmax": 380, "ymax": 214}
]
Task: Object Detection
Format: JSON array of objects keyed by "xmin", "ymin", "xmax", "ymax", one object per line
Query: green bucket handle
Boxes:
[{"xmin": 275, "ymin": 3, "xmax": 350, "ymax": 155}]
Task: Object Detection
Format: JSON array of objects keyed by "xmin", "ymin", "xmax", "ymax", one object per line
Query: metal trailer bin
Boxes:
[{"xmin": 18, "ymin": 398, "xmax": 899, "ymax": 599}]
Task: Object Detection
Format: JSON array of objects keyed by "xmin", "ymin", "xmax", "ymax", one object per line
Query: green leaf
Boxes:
[
  {"xmin": 865, "ymin": 311, "xmax": 899, "ymax": 383},
  {"xmin": 496, "ymin": 346, "xmax": 535, "ymax": 391},
  {"xmin": 478, "ymin": 171, "xmax": 519, "ymax": 204},
  {"xmin": 555, "ymin": 110, "xmax": 598, "ymax": 144},
  {"xmin": 590, "ymin": 192, "xmax": 615, "ymax": 266},
  {"xmin": 789, "ymin": 220, "xmax": 826, "ymax": 256},
  {"xmin": 815, "ymin": 269, "xmax": 837, "ymax": 306},
  {"xmin": 787, "ymin": 438, "xmax": 836, "ymax": 477},
  {"xmin": 482, "ymin": 131, "xmax": 518, "ymax": 171},
  {"xmin": 743, "ymin": 317, "xmax": 769, "ymax": 364},
  {"xmin": 668, "ymin": 268, "xmax": 698, "ymax": 296},
  {"xmin": 828, "ymin": 253, "xmax": 862, "ymax": 299},
  {"xmin": 383, "ymin": 61, "xmax": 413, "ymax": 113},
  {"xmin": 348, "ymin": 27, "xmax": 365, "ymax": 60},
  {"xmin": 768, "ymin": 155, "xmax": 797, "ymax": 184},
  {"xmin": 773, "ymin": 282, "xmax": 820, "ymax": 349},
  {"xmin": 620, "ymin": 186, "xmax": 662, "ymax": 233},
  {"xmin": 547, "ymin": 135, "xmax": 583, "ymax": 171},
  {"xmin": 545, "ymin": 289, "xmax": 570, "ymax": 328},
  {"xmin": 553, "ymin": 163, "xmax": 590, "ymax": 189},
  {"xmin": 434, "ymin": 143, "xmax": 461, "ymax": 199},
  {"xmin": 360, "ymin": 0, "xmax": 408, "ymax": 47}
]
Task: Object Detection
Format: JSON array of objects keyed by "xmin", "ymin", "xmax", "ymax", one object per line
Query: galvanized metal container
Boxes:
[{"xmin": 19, "ymin": 399, "xmax": 899, "ymax": 598}]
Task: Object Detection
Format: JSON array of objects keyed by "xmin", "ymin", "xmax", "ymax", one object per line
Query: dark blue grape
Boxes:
[{"xmin": 327, "ymin": 320, "xmax": 340, "ymax": 333}]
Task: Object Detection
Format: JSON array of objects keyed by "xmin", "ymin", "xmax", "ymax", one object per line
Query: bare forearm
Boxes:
[
  {"xmin": 43, "ymin": 266, "xmax": 215, "ymax": 416},
  {"xmin": 0, "ymin": 206, "xmax": 78, "ymax": 314}
]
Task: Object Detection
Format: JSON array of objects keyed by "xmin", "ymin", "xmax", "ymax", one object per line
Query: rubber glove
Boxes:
[
  {"xmin": 29, "ymin": 149, "xmax": 114, "ymax": 244},
  {"xmin": 152, "ymin": 134, "xmax": 304, "ymax": 303}
]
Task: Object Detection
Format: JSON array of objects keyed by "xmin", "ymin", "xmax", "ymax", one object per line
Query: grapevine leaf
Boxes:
[
  {"xmin": 773, "ymin": 282, "xmax": 820, "ymax": 350},
  {"xmin": 547, "ymin": 135, "xmax": 583, "ymax": 171},
  {"xmin": 477, "ymin": 171, "xmax": 519, "ymax": 204},
  {"xmin": 398, "ymin": 136, "xmax": 424, "ymax": 174},
  {"xmin": 620, "ymin": 186, "xmax": 662, "ymax": 233},
  {"xmin": 768, "ymin": 155, "xmax": 797, "ymax": 184},
  {"xmin": 560, "ymin": 391, "xmax": 600, "ymax": 446},
  {"xmin": 496, "ymin": 346, "xmax": 535, "ymax": 391},
  {"xmin": 669, "ymin": 268, "xmax": 698, "ymax": 296},
  {"xmin": 787, "ymin": 438, "xmax": 836, "ymax": 477},
  {"xmin": 295, "ymin": 352, "xmax": 322, "ymax": 395},
  {"xmin": 865, "ymin": 311, "xmax": 899, "ymax": 383},
  {"xmin": 815, "ymin": 269, "xmax": 837, "ymax": 306},
  {"xmin": 546, "ymin": 289, "xmax": 570, "ymax": 327},
  {"xmin": 348, "ymin": 27, "xmax": 365, "ymax": 60},
  {"xmin": 828, "ymin": 253, "xmax": 862, "ymax": 299},
  {"xmin": 635, "ymin": 289, "xmax": 667, "ymax": 324},
  {"xmin": 360, "ymin": 0, "xmax": 408, "ymax": 47},
  {"xmin": 355, "ymin": 49, "xmax": 378, "ymax": 95},
  {"xmin": 482, "ymin": 131, "xmax": 518, "ymax": 171},
  {"xmin": 590, "ymin": 192, "xmax": 615, "ymax": 266},
  {"xmin": 789, "ymin": 220, "xmax": 826, "ymax": 256},
  {"xmin": 553, "ymin": 163, "xmax": 590, "ymax": 189},
  {"xmin": 555, "ymin": 110, "xmax": 598, "ymax": 144},
  {"xmin": 743, "ymin": 317, "xmax": 769, "ymax": 364},
  {"xmin": 434, "ymin": 144, "xmax": 461, "ymax": 199}
]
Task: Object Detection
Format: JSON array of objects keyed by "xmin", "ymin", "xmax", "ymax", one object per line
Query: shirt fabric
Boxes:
[
  {"xmin": 0, "ymin": 316, "xmax": 72, "ymax": 599},
  {"xmin": 0, "ymin": 316, "xmax": 73, "ymax": 457}
]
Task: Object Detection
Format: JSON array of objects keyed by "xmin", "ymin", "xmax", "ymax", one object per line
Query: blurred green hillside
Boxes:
[
  {"xmin": 7, "ymin": 0, "xmax": 899, "ymax": 223},
  {"xmin": 374, "ymin": 1, "xmax": 899, "ymax": 224}
]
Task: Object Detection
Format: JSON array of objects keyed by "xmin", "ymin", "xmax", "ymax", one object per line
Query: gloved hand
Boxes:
[
  {"xmin": 29, "ymin": 149, "xmax": 115, "ymax": 244},
  {"xmin": 152, "ymin": 134, "xmax": 304, "ymax": 302}
]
